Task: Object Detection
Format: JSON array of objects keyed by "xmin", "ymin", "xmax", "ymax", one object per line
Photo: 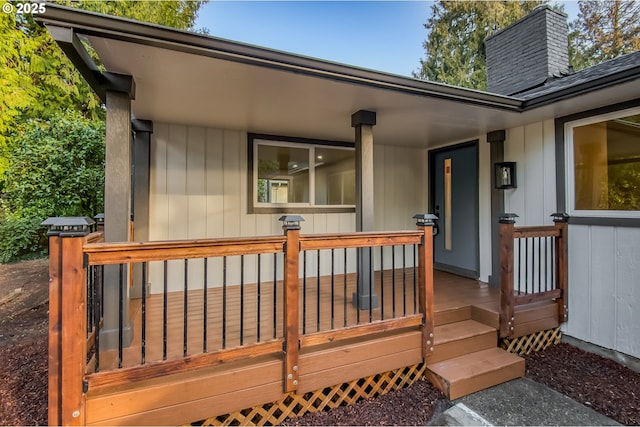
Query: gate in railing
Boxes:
[
  {"xmin": 498, "ymin": 213, "xmax": 568, "ymax": 338},
  {"xmin": 45, "ymin": 215, "xmax": 436, "ymax": 426}
]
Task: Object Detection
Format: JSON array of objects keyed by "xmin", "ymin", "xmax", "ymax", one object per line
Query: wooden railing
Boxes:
[
  {"xmin": 499, "ymin": 213, "xmax": 568, "ymax": 338},
  {"xmin": 46, "ymin": 218, "xmax": 435, "ymax": 425}
]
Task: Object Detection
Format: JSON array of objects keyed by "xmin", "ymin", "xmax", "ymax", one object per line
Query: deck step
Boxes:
[
  {"xmin": 430, "ymin": 319, "xmax": 496, "ymax": 363},
  {"xmin": 434, "ymin": 306, "xmax": 471, "ymax": 326},
  {"xmin": 426, "ymin": 348, "xmax": 525, "ymax": 400}
]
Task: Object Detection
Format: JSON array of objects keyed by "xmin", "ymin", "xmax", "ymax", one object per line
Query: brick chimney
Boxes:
[{"xmin": 485, "ymin": 5, "xmax": 569, "ymax": 96}]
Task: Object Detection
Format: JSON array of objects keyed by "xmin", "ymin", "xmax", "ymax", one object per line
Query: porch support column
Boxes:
[
  {"xmin": 352, "ymin": 110, "xmax": 378, "ymax": 309},
  {"xmin": 487, "ymin": 130, "xmax": 506, "ymax": 287},
  {"xmin": 102, "ymin": 89, "xmax": 134, "ymax": 348},
  {"xmin": 131, "ymin": 119, "xmax": 153, "ymax": 299}
]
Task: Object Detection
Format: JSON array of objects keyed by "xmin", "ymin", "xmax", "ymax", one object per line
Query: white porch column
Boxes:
[
  {"xmin": 352, "ymin": 110, "xmax": 378, "ymax": 309},
  {"xmin": 101, "ymin": 90, "xmax": 133, "ymax": 348}
]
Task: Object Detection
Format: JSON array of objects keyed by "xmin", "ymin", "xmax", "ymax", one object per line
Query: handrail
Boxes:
[
  {"xmin": 499, "ymin": 215, "xmax": 568, "ymax": 338},
  {"xmin": 47, "ymin": 219, "xmax": 436, "ymax": 423},
  {"xmin": 299, "ymin": 231, "xmax": 422, "ymax": 250},
  {"xmin": 84, "ymin": 235, "xmax": 286, "ymax": 264}
]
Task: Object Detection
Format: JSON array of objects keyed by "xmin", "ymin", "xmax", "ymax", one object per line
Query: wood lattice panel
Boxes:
[
  {"xmin": 197, "ymin": 363, "xmax": 427, "ymax": 426},
  {"xmin": 501, "ymin": 327, "xmax": 561, "ymax": 355}
]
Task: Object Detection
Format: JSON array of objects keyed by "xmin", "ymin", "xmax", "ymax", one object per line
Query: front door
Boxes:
[{"xmin": 430, "ymin": 141, "xmax": 479, "ymax": 278}]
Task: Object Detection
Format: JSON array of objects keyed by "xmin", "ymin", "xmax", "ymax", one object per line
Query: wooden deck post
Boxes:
[
  {"xmin": 280, "ymin": 216, "xmax": 302, "ymax": 393},
  {"xmin": 47, "ymin": 233, "xmax": 63, "ymax": 426},
  {"xmin": 42, "ymin": 217, "xmax": 94, "ymax": 426},
  {"xmin": 498, "ymin": 213, "xmax": 518, "ymax": 338},
  {"xmin": 413, "ymin": 214, "xmax": 437, "ymax": 359},
  {"xmin": 552, "ymin": 213, "xmax": 569, "ymax": 322}
]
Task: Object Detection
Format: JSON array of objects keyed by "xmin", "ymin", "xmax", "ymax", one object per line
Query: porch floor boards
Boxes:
[{"xmin": 97, "ymin": 271, "xmax": 496, "ymax": 371}]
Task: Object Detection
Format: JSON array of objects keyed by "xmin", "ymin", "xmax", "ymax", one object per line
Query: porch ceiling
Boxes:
[
  {"xmin": 88, "ymin": 36, "xmax": 520, "ymax": 147},
  {"xmin": 41, "ymin": 4, "xmax": 640, "ymax": 148}
]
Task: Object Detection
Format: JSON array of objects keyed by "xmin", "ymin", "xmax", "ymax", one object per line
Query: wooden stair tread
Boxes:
[
  {"xmin": 434, "ymin": 320, "xmax": 495, "ymax": 345},
  {"xmin": 427, "ymin": 348, "xmax": 523, "ymax": 383},
  {"xmin": 426, "ymin": 348, "xmax": 525, "ymax": 399}
]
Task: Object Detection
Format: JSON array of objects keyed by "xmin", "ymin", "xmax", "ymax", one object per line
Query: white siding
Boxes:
[
  {"xmin": 504, "ymin": 120, "xmax": 556, "ymax": 225},
  {"xmin": 503, "ymin": 119, "xmax": 640, "ymax": 360},
  {"xmin": 148, "ymin": 122, "xmax": 427, "ymax": 292},
  {"xmin": 565, "ymin": 225, "xmax": 640, "ymax": 359}
]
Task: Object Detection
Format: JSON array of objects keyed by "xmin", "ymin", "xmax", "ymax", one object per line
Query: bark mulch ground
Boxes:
[
  {"xmin": 525, "ymin": 342, "xmax": 640, "ymax": 426},
  {"xmin": 1, "ymin": 259, "xmax": 639, "ymax": 425}
]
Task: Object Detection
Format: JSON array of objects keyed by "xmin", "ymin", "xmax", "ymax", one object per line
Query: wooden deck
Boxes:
[
  {"xmin": 99, "ymin": 270, "xmax": 502, "ymax": 370},
  {"xmin": 84, "ymin": 271, "xmax": 557, "ymax": 425}
]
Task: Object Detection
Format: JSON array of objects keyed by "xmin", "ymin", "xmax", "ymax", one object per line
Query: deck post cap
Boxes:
[
  {"xmin": 279, "ymin": 215, "xmax": 304, "ymax": 230},
  {"xmin": 498, "ymin": 213, "xmax": 519, "ymax": 224},
  {"xmin": 551, "ymin": 212, "xmax": 569, "ymax": 222},
  {"xmin": 413, "ymin": 213, "xmax": 438, "ymax": 226},
  {"xmin": 41, "ymin": 216, "xmax": 95, "ymax": 236}
]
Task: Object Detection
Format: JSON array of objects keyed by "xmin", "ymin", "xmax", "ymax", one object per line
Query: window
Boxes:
[
  {"xmin": 566, "ymin": 108, "xmax": 640, "ymax": 217},
  {"xmin": 250, "ymin": 135, "xmax": 355, "ymax": 212}
]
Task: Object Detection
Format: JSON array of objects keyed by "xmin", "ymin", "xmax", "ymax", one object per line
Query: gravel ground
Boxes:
[{"xmin": 1, "ymin": 260, "xmax": 639, "ymax": 426}]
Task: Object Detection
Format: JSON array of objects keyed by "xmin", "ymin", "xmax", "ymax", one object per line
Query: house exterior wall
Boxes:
[
  {"xmin": 503, "ymin": 119, "xmax": 640, "ymax": 360},
  {"xmin": 504, "ymin": 120, "xmax": 557, "ymax": 226},
  {"xmin": 147, "ymin": 122, "xmax": 427, "ymax": 293},
  {"xmin": 567, "ymin": 225, "xmax": 640, "ymax": 359}
]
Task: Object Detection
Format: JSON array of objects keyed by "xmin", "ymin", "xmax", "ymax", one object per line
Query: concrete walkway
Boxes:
[{"xmin": 429, "ymin": 378, "xmax": 619, "ymax": 426}]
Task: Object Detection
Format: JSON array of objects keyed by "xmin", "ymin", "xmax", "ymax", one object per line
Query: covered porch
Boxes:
[{"xmin": 46, "ymin": 215, "xmax": 566, "ymax": 426}]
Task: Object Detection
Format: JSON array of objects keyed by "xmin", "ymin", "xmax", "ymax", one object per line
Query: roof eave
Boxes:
[{"xmin": 36, "ymin": 4, "xmax": 524, "ymax": 113}]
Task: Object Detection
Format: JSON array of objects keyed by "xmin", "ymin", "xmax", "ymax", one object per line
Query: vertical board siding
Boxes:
[
  {"xmin": 614, "ymin": 227, "xmax": 640, "ymax": 358},
  {"xmin": 504, "ymin": 121, "xmax": 556, "ymax": 226},
  {"xmin": 148, "ymin": 123, "xmax": 426, "ymax": 293},
  {"xmin": 566, "ymin": 225, "xmax": 640, "ymax": 359}
]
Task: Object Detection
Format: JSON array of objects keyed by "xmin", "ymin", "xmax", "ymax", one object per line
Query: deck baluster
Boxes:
[
  {"xmin": 141, "ymin": 262, "xmax": 146, "ymax": 365},
  {"xmin": 256, "ymin": 254, "xmax": 261, "ymax": 343},
  {"xmin": 118, "ymin": 264, "xmax": 124, "ymax": 368},
  {"xmin": 163, "ymin": 261, "xmax": 168, "ymax": 360},
  {"xmin": 380, "ymin": 246, "xmax": 385, "ymax": 321},
  {"xmin": 183, "ymin": 259, "xmax": 188, "ymax": 357},
  {"xmin": 343, "ymin": 248, "xmax": 348, "ymax": 327},
  {"xmin": 204, "ymin": 258, "xmax": 208, "ymax": 352},
  {"xmin": 240, "ymin": 255, "xmax": 245, "ymax": 346}
]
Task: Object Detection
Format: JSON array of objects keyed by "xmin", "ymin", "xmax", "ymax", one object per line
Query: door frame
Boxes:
[{"xmin": 428, "ymin": 140, "xmax": 480, "ymax": 278}]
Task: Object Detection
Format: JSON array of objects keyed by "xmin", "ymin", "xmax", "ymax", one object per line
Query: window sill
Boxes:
[
  {"xmin": 250, "ymin": 206, "xmax": 356, "ymax": 215},
  {"xmin": 568, "ymin": 216, "xmax": 640, "ymax": 228}
]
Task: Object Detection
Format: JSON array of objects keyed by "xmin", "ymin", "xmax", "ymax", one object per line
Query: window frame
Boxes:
[
  {"xmin": 247, "ymin": 133, "xmax": 356, "ymax": 214},
  {"xmin": 564, "ymin": 105, "xmax": 640, "ymax": 220}
]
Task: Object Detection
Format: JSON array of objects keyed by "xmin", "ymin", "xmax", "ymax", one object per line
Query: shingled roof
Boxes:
[{"xmin": 515, "ymin": 50, "xmax": 640, "ymax": 100}]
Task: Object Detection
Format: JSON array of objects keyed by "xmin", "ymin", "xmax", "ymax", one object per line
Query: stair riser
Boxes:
[
  {"xmin": 448, "ymin": 359, "xmax": 524, "ymax": 400},
  {"xmin": 425, "ymin": 359, "xmax": 524, "ymax": 400},
  {"xmin": 430, "ymin": 332, "xmax": 496, "ymax": 364},
  {"xmin": 434, "ymin": 307, "xmax": 471, "ymax": 326}
]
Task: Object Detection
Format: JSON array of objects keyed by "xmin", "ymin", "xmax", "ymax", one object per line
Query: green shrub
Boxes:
[{"xmin": 0, "ymin": 111, "xmax": 105, "ymax": 262}]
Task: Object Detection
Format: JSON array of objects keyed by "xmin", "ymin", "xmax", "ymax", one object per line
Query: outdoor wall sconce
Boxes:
[{"xmin": 495, "ymin": 162, "xmax": 517, "ymax": 189}]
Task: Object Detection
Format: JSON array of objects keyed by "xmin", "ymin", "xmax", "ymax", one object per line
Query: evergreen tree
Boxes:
[
  {"xmin": 414, "ymin": 1, "xmax": 543, "ymax": 90},
  {"xmin": 0, "ymin": 1, "xmax": 207, "ymax": 261},
  {"xmin": 0, "ymin": 1, "xmax": 207, "ymax": 182},
  {"xmin": 569, "ymin": 0, "xmax": 640, "ymax": 71}
]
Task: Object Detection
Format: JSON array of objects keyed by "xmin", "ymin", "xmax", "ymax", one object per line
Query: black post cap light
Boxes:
[
  {"xmin": 41, "ymin": 216, "xmax": 96, "ymax": 237},
  {"xmin": 551, "ymin": 212, "xmax": 569, "ymax": 223},
  {"xmin": 413, "ymin": 213, "xmax": 438, "ymax": 226},
  {"xmin": 279, "ymin": 215, "xmax": 304, "ymax": 230},
  {"xmin": 498, "ymin": 213, "xmax": 519, "ymax": 224}
]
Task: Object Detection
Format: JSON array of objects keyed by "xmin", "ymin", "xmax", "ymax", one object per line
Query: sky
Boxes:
[{"xmin": 195, "ymin": 1, "xmax": 581, "ymax": 77}]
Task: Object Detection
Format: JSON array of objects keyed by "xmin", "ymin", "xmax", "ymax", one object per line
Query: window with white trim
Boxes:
[
  {"xmin": 252, "ymin": 137, "xmax": 355, "ymax": 210},
  {"xmin": 565, "ymin": 107, "xmax": 640, "ymax": 217}
]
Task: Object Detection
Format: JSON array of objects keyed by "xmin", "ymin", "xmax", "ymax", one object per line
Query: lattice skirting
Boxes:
[
  {"xmin": 196, "ymin": 363, "xmax": 427, "ymax": 426},
  {"xmin": 501, "ymin": 327, "xmax": 562, "ymax": 355}
]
